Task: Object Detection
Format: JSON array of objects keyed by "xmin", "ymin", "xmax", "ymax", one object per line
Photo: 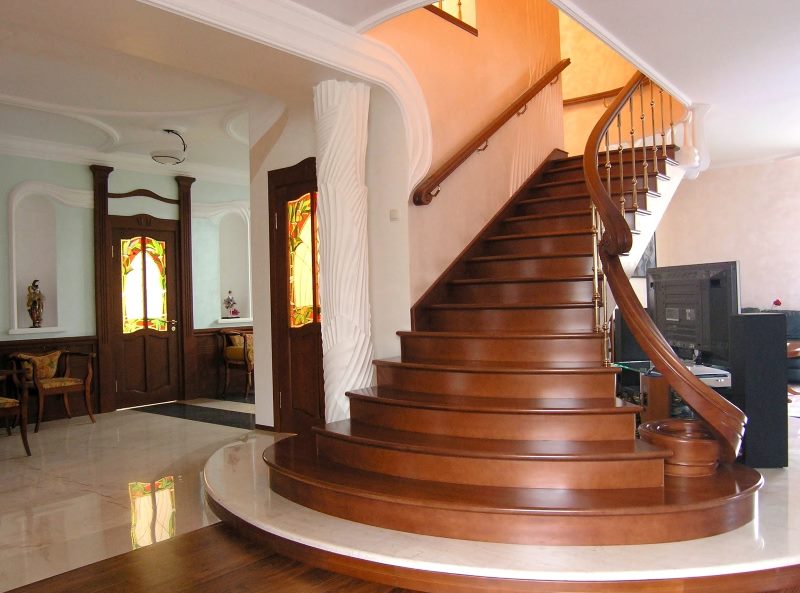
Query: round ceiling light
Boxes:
[{"xmin": 151, "ymin": 129, "xmax": 187, "ymax": 165}]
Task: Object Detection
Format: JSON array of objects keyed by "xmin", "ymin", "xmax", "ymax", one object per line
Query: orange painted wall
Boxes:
[{"xmin": 369, "ymin": 0, "xmax": 564, "ymax": 299}]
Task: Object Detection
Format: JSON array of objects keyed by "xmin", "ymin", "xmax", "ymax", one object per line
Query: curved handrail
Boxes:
[
  {"xmin": 413, "ymin": 58, "xmax": 570, "ymax": 206},
  {"xmin": 583, "ymin": 72, "xmax": 746, "ymax": 463}
]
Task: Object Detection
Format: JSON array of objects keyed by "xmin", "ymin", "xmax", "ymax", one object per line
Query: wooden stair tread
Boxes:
[
  {"xmin": 374, "ymin": 357, "xmax": 616, "ymax": 372},
  {"xmin": 486, "ymin": 229, "xmax": 594, "ymax": 241},
  {"xmin": 449, "ymin": 275, "xmax": 596, "ymax": 285},
  {"xmin": 346, "ymin": 387, "xmax": 626, "ymax": 412},
  {"xmin": 468, "ymin": 251, "xmax": 592, "ymax": 262},
  {"xmin": 504, "ymin": 209, "xmax": 591, "ymax": 222},
  {"xmin": 266, "ymin": 436, "xmax": 761, "ymax": 515},
  {"xmin": 316, "ymin": 419, "xmax": 668, "ymax": 461},
  {"xmin": 397, "ymin": 330, "xmax": 602, "ymax": 340},
  {"xmin": 427, "ymin": 302, "xmax": 594, "ymax": 310}
]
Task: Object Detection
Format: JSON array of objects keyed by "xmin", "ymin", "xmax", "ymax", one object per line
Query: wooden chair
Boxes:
[
  {"xmin": 219, "ymin": 330, "xmax": 254, "ymax": 396},
  {"xmin": 9, "ymin": 351, "xmax": 96, "ymax": 433},
  {"xmin": 0, "ymin": 369, "xmax": 30, "ymax": 455}
]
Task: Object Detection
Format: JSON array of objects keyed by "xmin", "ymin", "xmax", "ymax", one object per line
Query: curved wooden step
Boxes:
[
  {"xmin": 314, "ymin": 419, "xmax": 669, "ymax": 489},
  {"xmin": 516, "ymin": 194, "xmax": 590, "ymax": 215},
  {"xmin": 424, "ymin": 302, "xmax": 595, "ymax": 332},
  {"xmin": 398, "ymin": 330, "xmax": 603, "ymax": 363},
  {"xmin": 347, "ymin": 387, "xmax": 632, "ymax": 440},
  {"xmin": 484, "ymin": 229, "xmax": 594, "ymax": 255},
  {"xmin": 264, "ymin": 436, "xmax": 762, "ymax": 545},
  {"xmin": 446, "ymin": 276, "xmax": 596, "ymax": 305},
  {"xmin": 374, "ymin": 358, "xmax": 618, "ymax": 398},
  {"xmin": 466, "ymin": 251, "xmax": 594, "ymax": 277}
]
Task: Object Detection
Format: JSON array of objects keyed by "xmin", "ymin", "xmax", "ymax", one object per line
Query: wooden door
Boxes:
[
  {"xmin": 269, "ymin": 158, "xmax": 325, "ymax": 434},
  {"xmin": 109, "ymin": 216, "xmax": 181, "ymax": 408}
]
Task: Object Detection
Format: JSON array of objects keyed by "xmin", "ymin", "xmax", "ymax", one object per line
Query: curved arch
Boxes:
[{"xmin": 137, "ymin": 0, "xmax": 433, "ymax": 192}]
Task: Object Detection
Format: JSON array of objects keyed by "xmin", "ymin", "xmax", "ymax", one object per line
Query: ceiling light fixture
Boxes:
[{"xmin": 151, "ymin": 129, "xmax": 187, "ymax": 165}]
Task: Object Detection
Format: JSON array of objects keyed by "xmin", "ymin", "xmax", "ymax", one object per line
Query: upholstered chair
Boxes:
[{"xmin": 219, "ymin": 330, "xmax": 254, "ymax": 396}]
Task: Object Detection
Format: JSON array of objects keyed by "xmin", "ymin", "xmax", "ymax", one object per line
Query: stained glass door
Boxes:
[
  {"xmin": 268, "ymin": 158, "xmax": 325, "ymax": 434},
  {"xmin": 111, "ymin": 222, "xmax": 181, "ymax": 408}
]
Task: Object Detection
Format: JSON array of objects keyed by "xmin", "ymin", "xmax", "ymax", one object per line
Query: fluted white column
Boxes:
[{"xmin": 314, "ymin": 80, "xmax": 373, "ymax": 422}]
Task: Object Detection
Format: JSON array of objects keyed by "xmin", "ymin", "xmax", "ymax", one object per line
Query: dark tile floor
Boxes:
[{"xmin": 133, "ymin": 401, "xmax": 255, "ymax": 429}]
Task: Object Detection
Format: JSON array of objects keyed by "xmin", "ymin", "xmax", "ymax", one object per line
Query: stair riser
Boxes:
[
  {"xmin": 501, "ymin": 214, "xmax": 591, "ymax": 234},
  {"xmin": 515, "ymin": 197, "xmax": 590, "ymax": 216},
  {"xmin": 400, "ymin": 334, "xmax": 604, "ymax": 363},
  {"xmin": 484, "ymin": 234, "xmax": 594, "ymax": 256},
  {"xmin": 316, "ymin": 436, "xmax": 664, "ymax": 489},
  {"xmin": 268, "ymin": 469, "xmax": 758, "ymax": 545},
  {"xmin": 426, "ymin": 307, "xmax": 595, "ymax": 333},
  {"xmin": 375, "ymin": 366, "xmax": 616, "ymax": 398},
  {"xmin": 466, "ymin": 256, "xmax": 594, "ymax": 278},
  {"xmin": 531, "ymin": 176, "xmax": 657, "ymax": 198},
  {"xmin": 446, "ymin": 280, "xmax": 595, "ymax": 305},
  {"xmin": 349, "ymin": 399, "xmax": 635, "ymax": 441},
  {"xmin": 544, "ymin": 160, "xmax": 669, "ymax": 183}
]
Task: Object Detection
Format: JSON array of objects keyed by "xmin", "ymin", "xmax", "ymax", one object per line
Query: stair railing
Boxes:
[
  {"xmin": 413, "ymin": 59, "xmax": 570, "ymax": 205},
  {"xmin": 583, "ymin": 72, "xmax": 747, "ymax": 463}
]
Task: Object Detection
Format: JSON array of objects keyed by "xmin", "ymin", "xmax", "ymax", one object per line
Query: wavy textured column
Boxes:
[{"xmin": 314, "ymin": 80, "xmax": 373, "ymax": 422}]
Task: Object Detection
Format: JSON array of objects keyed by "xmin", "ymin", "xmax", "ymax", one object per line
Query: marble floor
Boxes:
[{"xmin": 0, "ymin": 407, "xmax": 272, "ymax": 592}]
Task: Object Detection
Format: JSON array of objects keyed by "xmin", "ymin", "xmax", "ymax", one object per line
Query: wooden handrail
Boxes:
[
  {"xmin": 412, "ymin": 58, "xmax": 570, "ymax": 206},
  {"xmin": 563, "ymin": 87, "xmax": 622, "ymax": 107},
  {"xmin": 583, "ymin": 71, "xmax": 747, "ymax": 463}
]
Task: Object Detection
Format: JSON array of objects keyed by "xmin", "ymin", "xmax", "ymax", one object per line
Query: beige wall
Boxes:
[
  {"xmin": 656, "ymin": 159, "xmax": 800, "ymax": 310},
  {"xmin": 369, "ymin": 0, "xmax": 564, "ymax": 299}
]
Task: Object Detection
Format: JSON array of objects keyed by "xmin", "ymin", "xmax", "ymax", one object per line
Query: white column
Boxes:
[{"xmin": 314, "ymin": 80, "xmax": 373, "ymax": 422}]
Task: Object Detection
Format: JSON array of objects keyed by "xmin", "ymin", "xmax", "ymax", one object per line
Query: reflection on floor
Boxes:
[
  {"xmin": 0, "ymin": 410, "xmax": 264, "ymax": 592},
  {"xmin": 134, "ymin": 398, "xmax": 255, "ymax": 429}
]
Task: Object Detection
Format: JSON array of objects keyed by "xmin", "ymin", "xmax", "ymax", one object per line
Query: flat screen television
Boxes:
[{"xmin": 646, "ymin": 261, "xmax": 740, "ymax": 367}]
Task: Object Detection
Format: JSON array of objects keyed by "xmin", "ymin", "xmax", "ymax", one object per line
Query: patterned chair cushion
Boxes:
[
  {"xmin": 244, "ymin": 334, "xmax": 254, "ymax": 364},
  {"xmin": 224, "ymin": 346, "xmax": 245, "ymax": 362},
  {"xmin": 38, "ymin": 377, "xmax": 83, "ymax": 390},
  {"xmin": 228, "ymin": 334, "xmax": 244, "ymax": 348},
  {"xmin": 0, "ymin": 396, "xmax": 19, "ymax": 408},
  {"xmin": 16, "ymin": 351, "xmax": 61, "ymax": 381}
]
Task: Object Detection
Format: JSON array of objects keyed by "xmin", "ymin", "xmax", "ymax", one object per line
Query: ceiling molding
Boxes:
[
  {"xmin": 136, "ymin": 0, "xmax": 433, "ymax": 192},
  {"xmin": 549, "ymin": 0, "xmax": 693, "ymax": 107},
  {"xmin": 223, "ymin": 110, "xmax": 250, "ymax": 145},
  {"xmin": 0, "ymin": 133, "xmax": 250, "ymax": 186},
  {"xmin": 193, "ymin": 199, "xmax": 250, "ymax": 221},
  {"xmin": 354, "ymin": 0, "xmax": 431, "ymax": 33}
]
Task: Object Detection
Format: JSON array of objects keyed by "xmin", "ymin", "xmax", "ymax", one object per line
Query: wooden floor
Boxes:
[{"xmin": 11, "ymin": 523, "xmax": 418, "ymax": 593}]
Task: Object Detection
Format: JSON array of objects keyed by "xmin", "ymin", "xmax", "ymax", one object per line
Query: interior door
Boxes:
[
  {"xmin": 110, "ymin": 216, "xmax": 181, "ymax": 408},
  {"xmin": 269, "ymin": 157, "xmax": 325, "ymax": 433}
]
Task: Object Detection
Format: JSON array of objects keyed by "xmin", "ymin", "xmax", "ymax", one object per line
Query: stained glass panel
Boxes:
[
  {"xmin": 287, "ymin": 193, "xmax": 319, "ymax": 328},
  {"xmin": 121, "ymin": 236, "xmax": 168, "ymax": 334}
]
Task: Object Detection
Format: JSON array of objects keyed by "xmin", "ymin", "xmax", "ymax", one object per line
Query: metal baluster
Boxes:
[
  {"xmin": 640, "ymin": 83, "xmax": 649, "ymax": 193},
  {"xmin": 601, "ymin": 265, "xmax": 610, "ymax": 366},
  {"xmin": 604, "ymin": 130, "xmax": 612, "ymax": 197},
  {"xmin": 669, "ymin": 95, "xmax": 675, "ymax": 149},
  {"xmin": 457, "ymin": 0, "xmax": 463, "ymax": 21},
  {"xmin": 629, "ymin": 96, "xmax": 638, "ymax": 212},
  {"xmin": 659, "ymin": 86, "xmax": 667, "ymax": 157},
  {"xmin": 650, "ymin": 82, "xmax": 658, "ymax": 182},
  {"xmin": 592, "ymin": 203, "xmax": 601, "ymax": 334},
  {"xmin": 617, "ymin": 114, "xmax": 625, "ymax": 216}
]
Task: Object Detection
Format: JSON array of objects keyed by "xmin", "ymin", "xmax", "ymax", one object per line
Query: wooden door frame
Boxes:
[
  {"xmin": 91, "ymin": 166, "xmax": 196, "ymax": 411},
  {"xmin": 267, "ymin": 157, "xmax": 322, "ymax": 432}
]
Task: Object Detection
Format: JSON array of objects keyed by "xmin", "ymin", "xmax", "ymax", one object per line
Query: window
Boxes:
[
  {"xmin": 287, "ymin": 192, "xmax": 320, "ymax": 328},
  {"xmin": 121, "ymin": 236, "xmax": 168, "ymax": 333}
]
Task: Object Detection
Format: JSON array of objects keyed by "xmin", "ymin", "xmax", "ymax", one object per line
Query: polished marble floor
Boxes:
[{"xmin": 0, "ymin": 408, "xmax": 269, "ymax": 592}]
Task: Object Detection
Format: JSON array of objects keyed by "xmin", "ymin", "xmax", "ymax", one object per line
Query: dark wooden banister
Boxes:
[
  {"xmin": 583, "ymin": 71, "xmax": 747, "ymax": 463},
  {"xmin": 413, "ymin": 58, "xmax": 570, "ymax": 206}
]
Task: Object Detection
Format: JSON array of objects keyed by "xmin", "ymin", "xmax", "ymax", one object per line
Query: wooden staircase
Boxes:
[{"xmin": 264, "ymin": 149, "xmax": 761, "ymax": 546}]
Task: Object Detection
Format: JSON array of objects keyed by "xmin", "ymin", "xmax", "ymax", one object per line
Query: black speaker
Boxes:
[{"xmin": 728, "ymin": 313, "xmax": 788, "ymax": 468}]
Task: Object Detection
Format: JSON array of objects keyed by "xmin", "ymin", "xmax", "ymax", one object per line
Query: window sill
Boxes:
[
  {"xmin": 217, "ymin": 317, "xmax": 253, "ymax": 325},
  {"xmin": 9, "ymin": 326, "xmax": 66, "ymax": 335}
]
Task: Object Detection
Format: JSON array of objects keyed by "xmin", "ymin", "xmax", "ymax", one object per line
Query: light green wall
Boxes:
[{"xmin": 0, "ymin": 153, "xmax": 249, "ymax": 340}]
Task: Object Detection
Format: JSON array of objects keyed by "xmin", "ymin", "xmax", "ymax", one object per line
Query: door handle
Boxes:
[{"xmin": 169, "ymin": 319, "xmax": 178, "ymax": 332}]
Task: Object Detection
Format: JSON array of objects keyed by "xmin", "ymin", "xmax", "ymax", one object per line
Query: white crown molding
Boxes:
[
  {"xmin": 136, "ymin": 0, "xmax": 433, "ymax": 192},
  {"xmin": 7, "ymin": 181, "xmax": 94, "ymax": 332},
  {"xmin": 0, "ymin": 133, "xmax": 250, "ymax": 186},
  {"xmin": 193, "ymin": 199, "xmax": 250, "ymax": 222},
  {"xmin": 223, "ymin": 109, "xmax": 250, "ymax": 145},
  {"xmin": 354, "ymin": 0, "xmax": 431, "ymax": 32},
  {"xmin": 548, "ymin": 0, "xmax": 693, "ymax": 107}
]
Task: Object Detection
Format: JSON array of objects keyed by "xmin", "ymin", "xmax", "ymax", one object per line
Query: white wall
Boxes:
[{"xmin": 656, "ymin": 158, "xmax": 800, "ymax": 310}]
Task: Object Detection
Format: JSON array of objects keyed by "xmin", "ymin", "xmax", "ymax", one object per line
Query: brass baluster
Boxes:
[
  {"xmin": 604, "ymin": 130, "xmax": 612, "ymax": 197},
  {"xmin": 591, "ymin": 203, "xmax": 601, "ymax": 334},
  {"xmin": 650, "ymin": 82, "xmax": 658, "ymax": 182},
  {"xmin": 601, "ymin": 270, "xmax": 610, "ymax": 366},
  {"xmin": 629, "ymin": 96, "xmax": 638, "ymax": 212},
  {"xmin": 640, "ymin": 83, "xmax": 649, "ymax": 193},
  {"xmin": 659, "ymin": 86, "xmax": 667, "ymax": 157},
  {"xmin": 617, "ymin": 113, "xmax": 624, "ymax": 216},
  {"xmin": 457, "ymin": 0, "xmax": 463, "ymax": 21},
  {"xmin": 670, "ymin": 94, "xmax": 675, "ymax": 149}
]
